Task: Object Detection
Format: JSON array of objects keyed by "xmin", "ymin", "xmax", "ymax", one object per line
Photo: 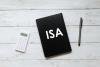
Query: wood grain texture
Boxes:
[
  {"xmin": 0, "ymin": 43, "xmax": 100, "ymax": 60},
  {"xmin": 0, "ymin": 0, "xmax": 100, "ymax": 67},
  {"xmin": 0, "ymin": 0, "xmax": 100, "ymax": 10},
  {"xmin": 0, "ymin": 10, "xmax": 100, "ymax": 26}
]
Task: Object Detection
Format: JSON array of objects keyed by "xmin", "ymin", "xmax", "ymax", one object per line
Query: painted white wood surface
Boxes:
[
  {"xmin": 0, "ymin": 0, "xmax": 100, "ymax": 10},
  {"xmin": 0, "ymin": 0, "xmax": 100, "ymax": 67}
]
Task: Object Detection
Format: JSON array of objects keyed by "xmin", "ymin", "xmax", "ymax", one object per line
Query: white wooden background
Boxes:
[{"xmin": 0, "ymin": 0, "xmax": 100, "ymax": 67}]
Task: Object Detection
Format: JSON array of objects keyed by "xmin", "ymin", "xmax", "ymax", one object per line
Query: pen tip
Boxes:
[{"xmin": 78, "ymin": 43, "xmax": 80, "ymax": 47}]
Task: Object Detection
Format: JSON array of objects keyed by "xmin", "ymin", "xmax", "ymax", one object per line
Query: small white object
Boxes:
[{"xmin": 16, "ymin": 32, "xmax": 30, "ymax": 53}]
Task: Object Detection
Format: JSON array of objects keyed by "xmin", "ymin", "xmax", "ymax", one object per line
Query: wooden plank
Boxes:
[
  {"xmin": 57, "ymin": 60, "xmax": 100, "ymax": 67},
  {"xmin": 0, "ymin": 43, "xmax": 100, "ymax": 60},
  {"xmin": 0, "ymin": 0, "xmax": 100, "ymax": 10},
  {"xmin": 0, "ymin": 10, "xmax": 100, "ymax": 26},
  {"xmin": 0, "ymin": 60, "xmax": 100, "ymax": 67},
  {"xmin": 0, "ymin": 60, "xmax": 56, "ymax": 67}
]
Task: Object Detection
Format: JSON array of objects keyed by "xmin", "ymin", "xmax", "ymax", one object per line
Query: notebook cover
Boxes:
[{"xmin": 36, "ymin": 13, "xmax": 72, "ymax": 58}]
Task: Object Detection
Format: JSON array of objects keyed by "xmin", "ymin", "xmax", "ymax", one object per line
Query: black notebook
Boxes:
[{"xmin": 36, "ymin": 13, "xmax": 72, "ymax": 58}]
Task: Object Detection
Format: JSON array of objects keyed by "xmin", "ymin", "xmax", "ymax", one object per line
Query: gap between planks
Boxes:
[{"xmin": 0, "ymin": 8, "xmax": 100, "ymax": 11}]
